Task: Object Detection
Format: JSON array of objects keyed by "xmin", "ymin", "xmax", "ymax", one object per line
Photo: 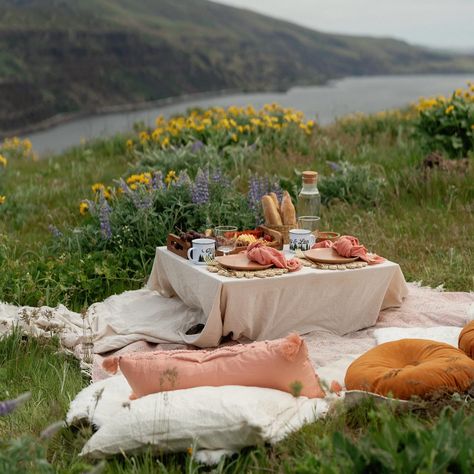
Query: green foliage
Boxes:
[
  {"xmin": 319, "ymin": 161, "xmax": 386, "ymax": 207},
  {"xmin": 292, "ymin": 406, "xmax": 474, "ymax": 474},
  {"xmin": 414, "ymin": 89, "xmax": 474, "ymax": 158},
  {"xmin": 0, "ymin": 435, "xmax": 54, "ymax": 474}
]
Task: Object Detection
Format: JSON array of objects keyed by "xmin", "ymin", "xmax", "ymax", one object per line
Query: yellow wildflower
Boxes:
[
  {"xmin": 139, "ymin": 131, "xmax": 150, "ymax": 143},
  {"xmin": 79, "ymin": 201, "xmax": 89, "ymax": 215},
  {"xmin": 130, "ymin": 183, "xmax": 138, "ymax": 190},
  {"xmin": 445, "ymin": 105, "xmax": 455, "ymax": 115},
  {"xmin": 161, "ymin": 136, "xmax": 170, "ymax": 148},
  {"xmin": 0, "ymin": 195, "xmax": 5, "ymax": 205},
  {"xmin": 0, "ymin": 154, "xmax": 7, "ymax": 167},
  {"xmin": 187, "ymin": 447, "xmax": 193, "ymax": 456},
  {"xmin": 126, "ymin": 139, "xmax": 134, "ymax": 150},
  {"xmin": 91, "ymin": 183, "xmax": 106, "ymax": 193},
  {"xmin": 127, "ymin": 173, "xmax": 151, "ymax": 186},
  {"xmin": 165, "ymin": 170, "xmax": 177, "ymax": 186},
  {"xmin": 104, "ymin": 187, "xmax": 113, "ymax": 200},
  {"xmin": 231, "ymin": 133, "xmax": 238, "ymax": 142},
  {"xmin": 23, "ymin": 139, "xmax": 32, "ymax": 151}
]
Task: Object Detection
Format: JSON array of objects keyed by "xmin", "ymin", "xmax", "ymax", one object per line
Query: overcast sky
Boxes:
[{"xmin": 212, "ymin": 0, "xmax": 474, "ymax": 50}]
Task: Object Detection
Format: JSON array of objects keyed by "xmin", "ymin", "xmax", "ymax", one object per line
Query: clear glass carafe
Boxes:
[{"xmin": 297, "ymin": 171, "xmax": 321, "ymax": 218}]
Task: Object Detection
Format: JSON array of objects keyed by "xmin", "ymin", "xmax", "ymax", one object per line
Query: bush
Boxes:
[
  {"xmin": 414, "ymin": 85, "xmax": 474, "ymax": 158},
  {"xmin": 319, "ymin": 161, "xmax": 386, "ymax": 207}
]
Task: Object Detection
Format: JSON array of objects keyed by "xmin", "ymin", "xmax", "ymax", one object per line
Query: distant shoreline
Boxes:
[{"xmin": 0, "ymin": 88, "xmax": 246, "ymax": 140}]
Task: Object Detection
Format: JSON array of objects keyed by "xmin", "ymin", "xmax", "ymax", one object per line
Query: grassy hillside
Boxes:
[
  {"xmin": 1, "ymin": 96, "xmax": 473, "ymax": 471},
  {"xmin": 1, "ymin": 0, "xmax": 474, "ymax": 132}
]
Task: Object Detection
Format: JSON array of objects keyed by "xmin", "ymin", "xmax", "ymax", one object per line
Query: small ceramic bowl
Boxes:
[{"xmin": 316, "ymin": 231, "xmax": 340, "ymax": 243}]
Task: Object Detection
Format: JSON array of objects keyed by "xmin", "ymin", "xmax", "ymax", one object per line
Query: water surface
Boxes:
[{"xmin": 25, "ymin": 74, "xmax": 473, "ymax": 156}]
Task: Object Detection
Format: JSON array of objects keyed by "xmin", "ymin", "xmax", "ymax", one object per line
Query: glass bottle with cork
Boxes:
[{"xmin": 297, "ymin": 171, "xmax": 321, "ymax": 218}]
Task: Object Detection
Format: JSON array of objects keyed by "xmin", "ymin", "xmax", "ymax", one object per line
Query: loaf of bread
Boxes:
[
  {"xmin": 262, "ymin": 195, "xmax": 283, "ymax": 225},
  {"xmin": 280, "ymin": 191, "xmax": 296, "ymax": 226},
  {"xmin": 269, "ymin": 192, "xmax": 280, "ymax": 210}
]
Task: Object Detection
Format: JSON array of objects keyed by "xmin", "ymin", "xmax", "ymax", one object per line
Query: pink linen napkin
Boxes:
[
  {"xmin": 247, "ymin": 242, "xmax": 302, "ymax": 272},
  {"xmin": 313, "ymin": 235, "xmax": 385, "ymax": 265}
]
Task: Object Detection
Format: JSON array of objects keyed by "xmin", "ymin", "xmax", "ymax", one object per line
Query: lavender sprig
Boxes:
[
  {"xmin": 211, "ymin": 168, "xmax": 230, "ymax": 187},
  {"xmin": 192, "ymin": 168, "xmax": 210, "ymax": 205},
  {"xmin": 119, "ymin": 178, "xmax": 153, "ymax": 210},
  {"xmin": 176, "ymin": 170, "xmax": 192, "ymax": 187},
  {"xmin": 0, "ymin": 392, "xmax": 31, "ymax": 416},
  {"xmin": 151, "ymin": 171, "xmax": 164, "ymax": 190},
  {"xmin": 48, "ymin": 224, "xmax": 63, "ymax": 238},
  {"xmin": 98, "ymin": 192, "xmax": 112, "ymax": 239},
  {"xmin": 191, "ymin": 140, "xmax": 204, "ymax": 153}
]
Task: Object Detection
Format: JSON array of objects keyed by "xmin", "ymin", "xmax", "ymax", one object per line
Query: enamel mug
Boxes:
[{"xmin": 187, "ymin": 238, "xmax": 216, "ymax": 264}]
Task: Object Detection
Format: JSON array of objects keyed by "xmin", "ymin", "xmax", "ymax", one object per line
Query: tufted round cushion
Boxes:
[
  {"xmin": 459, "ymin": 320, "xmax": 474, "ymax": 359},
  {"xmin": 345, "ymin": 339, "xmax": 474, "ymax": 400}
]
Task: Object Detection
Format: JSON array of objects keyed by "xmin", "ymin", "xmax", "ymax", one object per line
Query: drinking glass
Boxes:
[
  {"xmin": 214, "ymin": 226, "xmax": 238, "ymax": 256},
  {"xmin": 297, "ymin": 216, "xmax": 320, "ymax": 237}
]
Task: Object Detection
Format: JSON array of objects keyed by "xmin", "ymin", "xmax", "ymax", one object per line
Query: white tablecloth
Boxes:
[{"xmin": 147, "ymin": 246, "xmax": 408, "ymax": 347}]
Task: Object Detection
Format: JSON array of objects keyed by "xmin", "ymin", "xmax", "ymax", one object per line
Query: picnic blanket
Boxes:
[
  {"xmin": 1, "ymin": 282, "xmax": 473, "ymax": 463},
  {"xmin": 1, "ymin": 282, "xmax": 472, "ymax": 382}
]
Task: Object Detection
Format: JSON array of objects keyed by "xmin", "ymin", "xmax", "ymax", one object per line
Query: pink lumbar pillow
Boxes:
[{"xmin": 103, "ymin": 333, "xmax": 325, "ymax": 399}]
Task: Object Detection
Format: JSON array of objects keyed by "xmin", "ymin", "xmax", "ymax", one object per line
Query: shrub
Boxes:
[
  {"xmin": 414, "ymin": 84, "xmax": 474, "ymax": 158},
  {"xmin": 127, "ymin": 104, "xmax": 316, "ymax": 153},
  {"xmin": 319, "ymin": 161, "xmax": 386, "ymax": 207}
]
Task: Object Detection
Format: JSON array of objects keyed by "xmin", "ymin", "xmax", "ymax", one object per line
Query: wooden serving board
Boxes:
[
  {"xmin": 304, "ymin": 248, "xmax": 358, "ymax": 264},
  {"xmin": 216, "ymin": 254, "xmax": 273, "ymax": 271}
]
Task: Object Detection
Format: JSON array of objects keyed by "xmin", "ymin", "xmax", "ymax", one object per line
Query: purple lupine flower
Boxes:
[
  {"xmin": 248, "ymin": 174, "xmax": 283, "ymax": 224},
  {"xmin": 118, "ymin": 178, "xmax": 152, "ymax": 210},
  {"xmin": 191, "ymin": 140, "xmax": 204, "ymax": 153},
  {"xmin": 40, "ymin": 420, "xmax": 66, "ymax": 439},
  {"xmin": 327, "ymin": 161, "xmax": 342, "ymax": 172},
  {"xmin": 192, "ymin": 168, "xmax": 210, "ymax": 205},
  {"xmin": 152, "ymin": 171, "xmax": 164, "ymax": 190},
  {"xmin": 247, "ymin": 175, "xmax": 268, "ymax": 213},
  {"xmin": 176, "ymin": 170, "xmax": 192, "ymax": 187},
  {"xmin": 48, "ymin": 224, "xmax": 63, "ymax": 238},
  {"xmin": 211, "ymin": 168, "xmax": 230, "ymax": 187},
  {"xmin": 0, "ymin": 392, "xmax": 31, "ymax": 416},
  {"xmin": 98, "ymin": 192, "xmax": 112, "ymax": 239},
  {"xmin": 85, "ymin": 199, "xmax": 96, "ymax": 216},
  {"xmin": 269, "ymin": 179, "xmax": 283, "ymax": 202}
]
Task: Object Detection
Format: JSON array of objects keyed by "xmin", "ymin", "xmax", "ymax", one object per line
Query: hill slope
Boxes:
[{"xmin": 1, "ymin": 0, "xmax": 473, "ymax": 132}]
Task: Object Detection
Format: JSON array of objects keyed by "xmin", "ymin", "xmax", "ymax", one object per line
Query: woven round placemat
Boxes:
[{"xmin": 207, "ymin": 264, "xmax": 289, "ymax": 279}]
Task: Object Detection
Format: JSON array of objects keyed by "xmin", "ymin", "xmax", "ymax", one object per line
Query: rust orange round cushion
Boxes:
[
  {"xmin": 345, "ymin": 339, "xmax": 474, "ymax": 400},
  {"xmin": 459, "ymin": 320, "xmax": 474, "ymax": 359}
]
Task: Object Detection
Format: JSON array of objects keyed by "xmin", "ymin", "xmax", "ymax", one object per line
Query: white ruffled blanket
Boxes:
[{"xmin": 1, "ymin": 282, "xmax": 473, "ymax": 463}]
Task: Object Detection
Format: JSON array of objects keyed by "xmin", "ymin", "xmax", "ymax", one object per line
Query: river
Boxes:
[{"xmin": 23, "ymin": 74, "xmax": 473, "ymax": 157}]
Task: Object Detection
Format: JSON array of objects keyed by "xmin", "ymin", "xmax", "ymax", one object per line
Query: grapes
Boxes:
[{"xmin": 178, "ymin": 230, "xmax": 212, "ymax": 242}]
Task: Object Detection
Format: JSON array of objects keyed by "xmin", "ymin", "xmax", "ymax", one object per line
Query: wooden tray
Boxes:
[
  {"xmin": 168, "ymin": 226, "xmax": 283, "ymax": 259},
  {"xmin": 304, "ymin": 248, "xmax": 358, "ymax": 264},
  {"xmin": 216, "ymin": 254, "xmax": 273, "ymax": 271}
]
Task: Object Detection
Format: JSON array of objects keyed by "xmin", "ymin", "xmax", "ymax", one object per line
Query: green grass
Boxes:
[{"xmin": 1, "ymin": 111, "xmax": 473, "ymax": 472}]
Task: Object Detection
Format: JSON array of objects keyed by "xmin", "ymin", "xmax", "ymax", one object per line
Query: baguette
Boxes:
[
  {"xmin": 280, "ymin": 191, "xmax": 297, "ymax": 226},
  {"xmin": 262, "ymin": 195, "xmax": 283, "ymax": 225},
  {"xmin": 269, "ymin": 192, "xmax": 280, "ymax": 211}
]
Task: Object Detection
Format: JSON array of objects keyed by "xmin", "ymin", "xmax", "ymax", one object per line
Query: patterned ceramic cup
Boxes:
[
  {"xmin": 288, "ymin": 229, "xmax": 316, "ymax": 253},
  {"xmin": 187, "ymin": 238, "xmax": 216, "ymax": 265}
]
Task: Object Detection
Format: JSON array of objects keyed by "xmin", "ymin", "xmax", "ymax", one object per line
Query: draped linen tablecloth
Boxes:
[{"xmin": 147, "ymin": 246, "xmax": 408, "ymax": 348}]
